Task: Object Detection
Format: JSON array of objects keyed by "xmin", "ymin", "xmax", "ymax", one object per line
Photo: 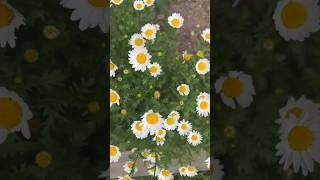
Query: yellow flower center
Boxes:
[
  {"xmin": 171, "ymin": 18, "xmax": 180, "ymax": 27},
  {"xmin": 0, "ymin": 98, "xmax": 22, "ymax": 129},
  {"xmin": 136, "ymin": 53, "xmax": 147, "ymax": 64},
  {"xmin": 88, "ymin": 0, "xmax": 108, "ymax": 8},
  {"xmin": 191, "ymin": 134, "xmax": 198, "ymax": 141},
  {"xmin": 123, "ymin": 175, "xmax": 131, "ymax": 180},
  {"xmin": 198, "ymin": 62, "xmax": 207, "ymax": 71},
  {"xmin": 146, "ymin": 113, "xmax": 158, "ymax": 124},
  {"xmin": 110, "ymin": 92, "xmax": 118, "ymax": 103},
  {"xmin": 145, "ymin": 29, "xmax": 154, "ymax": 37},
  {"xmin": 222, "ymin": 78, "xmax": 243, "ymax": 98},
  {"xmin": 205, "ymin": 33, "xmax": 210, "ymax": 40},
  {"xmin": 87, "ymin": 101, "xmax": 100, "ymax": 113},
  {"xmin": 136, "ymin": 3, "xmax": 142, "ymax": 9},
  {"xmin": 24, "ymin": 49, "xmax": 39, "ymax": 63},
  {"xmin": 288, "ymin": 126, "xmax": 313, "ymax": 152},
  {"xmin": 181, "ymin": 167, "xmax": 186, "ymax": 172},
  {"xmin": 188, "ymin": 166, "xmax": 194, "ymax": 172},
  {"xmin": 200, "ymin": 101, "xmax": 208, "ymax": 110},
  {"xmin": 154, "ymin": 91, "xmax": 160, "ymax": 99},
  {"xmin": 181, "ymin": 124, "xmax": 187, "ymax": 130},
  {"xmin": 134, "ymin": 38, "xmax": 143, "ymax": 46},
  {"xmin": 35, "ymin": 151, "xmax": 52, "ymax": 168},
  {"xmin": 127, "ymin": 162, "xmax": 133, "ymax": 169},
  {"xmin": 281, "ymin": 2, "xmax": 307, "ymax": 29},
  {"xmin": 135, "ymin": 122, "xmax": 142, "ymax": 131},
  {"xmin": 0, "ymin": 4, "xmax": 14, "ymax": 27},
  {"xmin": 110, "ymin": 63, "xmax": 115, "ymax": 71},
  {"xmin": 263, "ymin": 39, "xmax": 274, "ymax": 50},
  {"xmin": 158, "ymin": 130, "xmax": 164, "ymax": 135},
  {"xmin": 113, "ymin": 0, "xmax": 121, "ymax": 3},
  {"xmin": 162, "ymin": 170, "xmax": 170, "ymax": 177},
  {"xmin": 146, "ymin": 0, "xmax": 152, "ymax": 5},
  {"xmin": 110, "ymin": 146, "xmax": 117, "ymax": 157},
  {"xmin": 286, "ymin": 107, "xmax": 304, "ymax": 119},
  {"xmin": 149, "ymin": 66, "xmax": 158, "ymax": 74},
  {"xmin": 184, "ymin": 53, "xmax": 191, "ymax": 61},
  {"xmin": 143, "ymin": 151, "xmax": 149, "ymax": 158},
  {"xmin": 179, "ymin": 86, "xmax": 187, "ymax": 93},
  {"xmin": 151, "ymin": 152, "xmax": 156, "ymax": 158},
  {"xmin": 166, "ymin": 117, "xmax": 174, "ymax": 125}
]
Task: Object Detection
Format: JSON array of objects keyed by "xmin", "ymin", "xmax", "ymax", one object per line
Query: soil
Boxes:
[{"xmin": 167, "ymin": 0, "xmax": 210, "ymax": 52}]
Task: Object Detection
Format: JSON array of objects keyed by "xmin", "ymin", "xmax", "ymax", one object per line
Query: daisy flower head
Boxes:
[
  {"xmin": 141, "ymin": 23, "xmax": 159, "ymax": 40},
  {"xmin": 187, "ymin": 131, "xmax": 203, "ymax": 146},
  {"xmin": 110, "ymin": 89, "xmax": 120, "ymax": 107},
  {"xmin": 177, "ymin": 84, "xmax": 190, "ymax": 96},
  {"xmin": 111, "ymin": 0, "xmax": 123, "ymax": 5},
  {"xmin": 110, "ymin": 145, "xmax": 121, "ymax": 163},
  {"xmin": 141, "ymin": 110, "xmax": 164, "ymax": 135},
  {"xmin": 155, "ymin": 129, "xmax": 166, "ymax": 138},
  {"xmin": 273, "ymin": 0, "xmax": 320, "ymax": 41},
  {"xmin": 196, "ymin": 97, "xmax": 210, "ymax": 117},
  {"xmin": 128, "ymin": 46, "xmax": 151, "ymax": 72},
  {"xmin": 196, "ymin": 58, "xmax": 210, "ymax": 75},
  {"xmin": 129, "ymin": 33, "xmax": 145, "ymax": 48},
  {"xmin": 164, "ymin": 115, "xmax": 178, "ymax": 131},
  {"xmin": 0, "ymin": 1, "xmax": 25, "ymax": 48},
  {"xmin": 205, "ymin": 157, "xmax": 210, "ymax": 169},
  {"xmin": 131, "ymin": 121, "xmax": 148, "ymax": 139},
  {"xmin": 0, "ymin": 87, "xmax": 32, "ymax": 144},
  {"xmin": 141, "ymin": 149, "xmax": 151, "ymax": 159},
  {"xmin": 123, "ymin": 161, "xmax": 138, "ymax": 174},
  {"xmin": 212, "ymin": 158, "xmax": 224, "ymax": 180},
  {"xmin": 148, "ymin": 63, "xmax": 162, "ymax": 77},
  {"xmin": 179, "ymin": 166, "xmax": 187, "ymax": 176},
  {"xmin": 276, "ymin": 96, "xmax": 320, "ymax": 124},
  {"xmin": 168, "ymin": 13, "xmax": 184, "ymax": 28},
  {"xmin": 186, "ymin": 165, "xmax": 198, "ymax": 177},
  {"xmin": 276, "ymin": 113, "xmax": 320, "ymax": 176},
  {"xmin": 146, "ymin": 152, "xmax": 159, "ymax": 163},
  {"xmin": 43, "ymin": 25, "xmax": 60, "ymax": 40},
  {"xmin": 197, "ymin": 92, "xmax": 210, "ymax": 102},
  {"xmin": 60, "ymin": 0, "xmax": 109, "ymax": 33},
  {"xmin": 201, "ymin": 28, "xmax": 210, "ymax": 43},
  {"xmin": 182, "ymin": 50, "xmax": 192, "ymax": 63},
  {"xmin": 117, "ymin": 175, "xmax": 133, "ymax": 180},
  {"xmin": 158, "ymin": 169, "xmax": 174, "ymax": 180},
  {"xmin": 110, "ymin": 59, "xmax": 118, "ymax": 77},
  {"xmin": 215, "ymin": 71, "xmax": 255, "ymax": 109},
  {"xmin": 153, "ymin": 136, "xmax": 165, "ymax": 146},
  {"xmin": 169, "ymin": 110, "xmax": 180, "ymax": 121},
  {"xmin": 143, "ymin": 0, "xmax": 155, "ymax": 7},
  {"xmin": 133, "ymin": 0, "xmax": 145, "ymax": 10},
  {"xmin": 177, "ymin": 120, "xmax": 192, "ymax": 136}
]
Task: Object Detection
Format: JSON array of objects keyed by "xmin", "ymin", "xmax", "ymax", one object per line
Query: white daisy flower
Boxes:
[
  {"xmin": 141, "ymin": 23, "xmax": 159, "ymax": 40},
  {"xmin": 179, "ymin": 166, "xmax": 187, "ymax": 176},
  {"xmin": 168, "ymin": 110, "xmax": 180, "ymax": 121},
  {"xmin": 153, "ymin": 136, "xmax": 165, "ymax": 146},
  {"xmin": 128, "ymin": 46, "xmax": 151, "ymax": 72},
  {"xmin": 147, "ymin": 164, "xmax": 160, "ymax": 176},
  {"xmin": 182, "ymin": 50, "xmax": 192, "ymax": 63},
  {"xmin": 276, "ymin": 96, "xmax": 320, "ymax": 124},
  {"xmin": 143, "ymin": 0, "xmax": 155, "ymax": 7},
  {"xmin": 273, "ymin": 0, "xmax": 320, "ymax": 41},
  {"xmin": 117, "ymin": 175, "xmax": 133, "ymax": 180},
  {"xmin": 197, "ymin": 92, "xmax": 210, "ymax": 101},
  {"xmin": 158, "ymin": 169, "xmax": 174, "ymax": 180},
  {"xmin": 148, "ymin": 63, "xmax": 162, "ymax": 77},
  {"xmin": 186, "ymin": 165, "xmax": 198, "ymax": 177},
  {"xmin": 212, "ymin": 158, "xmax": 224, "ymax": 180},
  {"xmin": 205, "ymin": 157, "xmax": 210, "ymax": 169},
  {"xmin": 110, "ymin": 145, "xmax": 121, "ymax": 163},
  {"xmin": 201, "ymin": 28, "xmax": 210, "ymax": 44},
  {"xmin": 123, "ymin": 161, "xmax": 138, "ymax": 174},
  {"xmin": 155, "ymin": 129, "xmax": 166, "ymax": 138},
  {"xmin": 141, "ymin": 149, "xmax": 151, "ymax": 159},
  {"xmin": 196, "ymin": 98, "xmax": 210, "ymax": 117},
  {"xmin": 177, "ymin": 120, "xmax": 192, "ymax": 136},
  {"xmin": 215, "ymin": 71, "xmax": 255, "ymax": 109},
  {"xmin": 0, "ymin": 1, "xmax": 25, "ymax": 48},
  {"xmin": 0, "ymin": 87, "xmax": 32, "ymax": 144},
  {"xmin": 60, "ymin": 0, "xmax": 109, "ymax": 33},
  {"xmin": 110, "ymin": 89, "xmax": 120, "ymax": 107},
  {"xmin": 146, "ymin": 152, "xmax": 159, "ymax": 163},
  {"xmin": 130, "ymin": 121, "xmax": 148, "ymax": 139},
  {"xmin": 276, "ymin": 113, "xmax": 320, "ymax": 176},
  {"xmin": 111, "ymin": 0, "xmax": 123, "ymax": 5},
  {"xmin": 177, "ymin": 84, "xmax": 190, "ymax": 96},
  {"xmin": 187, "ymin": 131, "xmax": 203, "ymax": 146},
  {"xmin": 129, "ymin": 33, "xmax": 145, "ymax": 48},
  {"xmin": 110, "ymin": 59, "xmax": 118, "ymax": 77},
  {"xmin": 168, "ymin": 13, "xmax": 184, "ymax": 28},
  {"xmin": 133, "ymin": 0, "xmax": 145, "ymax": 11},
  {"xmin": 195, "ymin": 58, "xmax": 210, "ymax": 75},
  {"xmin": 141, "ymin": 110, "xmax": 164, "ymax": 135},
  {"xmin": 164, "ymin": 115, "xmax": 178, "ymax": 131}
]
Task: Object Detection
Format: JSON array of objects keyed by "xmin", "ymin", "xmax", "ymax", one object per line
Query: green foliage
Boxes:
[{"xmin": 110, "ymin": 0, "xmax": 210, "ymax": 177}]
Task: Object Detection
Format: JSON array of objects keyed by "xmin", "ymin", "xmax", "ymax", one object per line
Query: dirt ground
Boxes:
[{"xmin": 167, "ymin": 0, "xmax": 210, "ymax": 52}]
